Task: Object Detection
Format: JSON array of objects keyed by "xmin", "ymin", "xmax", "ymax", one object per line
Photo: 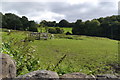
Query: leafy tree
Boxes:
[
  {"xmin": 40, "ymin": 20, "xmax": 47, "ymax": 27},
  {"xmin": 2, "ymin": 15, "xmax": 8, "ymax": 28},
  {"xmin": 98, "ymin": 17, "xmax": 104, "ymax": 23},
  {"xmin": 2, "ymin": 12, "xmax": 38, "ymax": 32},
  {"xmin": 0, "ymin": 12, "xmax": 3, "ymax": 28},
  {"xmin": 58, "ymin": 19, "xmax": 69, "ymax": 27},
  {"xmin": 46, "ymin": 21, "xmax": 56, "ymax": 27},
  {"xmin": 20, "ymin": 16, "xmax": 29, "ymax": 30},
  {"xmin": 28, "ymin": 21, "xmax": 38, "ymax": 32},
  {"xmin": 110, "ymin": 21, "xmax": 120, "ymax": 40},
  {"xmin": 72, "ymin": 19, "xmax": 85, "ymax": 35},
  {"xmin": 4, "ymin": 13, "xmax": 23, "ymax": 30},
  {"xmin": 116, "ymin": 15, "xmax": 120, "ymax": 22},
  {"xmin": 69, "ymin": 23, "xmax": 75, "ymax": 27},
  {"xmin": 86, "ymin": 19, "xmax": 100, "ymax": 36}
]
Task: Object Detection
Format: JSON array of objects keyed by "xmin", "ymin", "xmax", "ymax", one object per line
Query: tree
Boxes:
[
  {"xmin": 0, "ymin": 12, "xmax": 3, "ymax": 28},
  {"xmin": 85, "ymin": 19, "xmax": 100, "ymax": 36},
  {"xmin": 40, "ymin": 20, "xmax": 56, "ymax": 27},
  {"xmin": 110, "ymin": 21, "xmax": 120, "ymax": 40},
  {"xmin": 69, "ymin": 22, "xmax": 75, "ymax": 27},
  {"xmin": 4, "ymin": 13, "xmax": 23, "ymax": 30},
  {"xmin": 20, "ymin": 16, "xmax": 29, "ymax": 30},
  {"xmin": 28, "ymin": 21, "xmax": 38, "ymax": 32},
  {"xmin": 40, "ymin": 20, "xmax": 47, "ymax": 27},
  {"xmin": 100, "ymin": 21, "xmax": 111, "ymax": 37},
  {"xmin": 72, "ymin": 19, "xmax": 85, "ymax": 35},
  {"xmin": 58, "ymin": 19, "xmax": 69, "ymax": 27},
  {"xmin": 46, "ymin": 21, "xmax": 56, "ymax": 27}
]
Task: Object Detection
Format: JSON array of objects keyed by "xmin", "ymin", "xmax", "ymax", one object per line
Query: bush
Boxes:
[
  {"xmin": 48, "ymin": 27, "xmax": 64, "ymax": 34},
  {"xmin": 28, "ymin": 27, "xmax": 38, "ymax": 32},
  {"xmin": 48, "ymin": 28, "xmax": 57, "ymax": 34},
  {"xmin": 55, "ymin": 27, "xmax": 64, "ymax": 34},
  {"xmin": 1, "ymin": 38, "xmax": 40, "ymax": 76}
]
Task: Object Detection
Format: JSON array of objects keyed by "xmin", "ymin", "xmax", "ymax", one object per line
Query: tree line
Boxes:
[
  {"xmin": 40, "ymin": 15, "xmax": 120, "ymax": 40},
  {"xmin": 0, "ymin": 12, "xmax": 38, "ymax": 32},
  {"xmin": 0, "ymin": 12, "xmax": 120, "ymax": 40}
]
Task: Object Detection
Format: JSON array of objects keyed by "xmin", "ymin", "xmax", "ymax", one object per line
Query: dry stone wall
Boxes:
[
  {"xmin": 0, "ymin": 53, "xmax": 16, "ymax": 79},
  {"xmin": 0, "ymin": 53, "xmax": 119, "ymax": 80}
]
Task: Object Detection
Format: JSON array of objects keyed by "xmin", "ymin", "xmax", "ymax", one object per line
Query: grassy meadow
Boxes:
[
  {"xmin": 30, "ymin": 36, "xmax": 118, "ymax": 74},
  {"xmin": 1, "ymin": 28, "xmax": 119, "ymax": 75}
]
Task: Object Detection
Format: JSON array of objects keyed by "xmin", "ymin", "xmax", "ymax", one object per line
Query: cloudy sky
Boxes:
[{"xmin": 1, "ymin": 0, "xmax": 120, "ymax": 22}]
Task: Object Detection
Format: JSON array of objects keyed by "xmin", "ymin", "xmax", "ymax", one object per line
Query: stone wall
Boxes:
[
  {"xmin": 0, "ymin": 53, "xmax": 119, "ymax": 80},
  {"xmin": 0, "ymin": 53, "xmax": 16, "ymax": 79}
]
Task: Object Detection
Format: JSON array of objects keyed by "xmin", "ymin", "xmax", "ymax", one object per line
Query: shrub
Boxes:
[
  {"xmin": 48, "ymin": 27, "xmax": 64, "ymax": 34},
  {"xmin": 28, "ymin": 27, "xmax": 38, "ymax": 32},
  {"xmin": 48, "ymin": 28, "xmax": 57, "ymax": 34},
  {"xmin": 1, "ymin": 38, "xmax": 40, "ymax": 76},
  {"xmin": 55, "ymin": 27, "xmax": 64, "ymax": 34}
]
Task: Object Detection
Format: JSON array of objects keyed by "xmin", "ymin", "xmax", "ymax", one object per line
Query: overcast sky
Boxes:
[{"xmin": 1, "ymin": 0, "xmax": 120, "ymax": 22}]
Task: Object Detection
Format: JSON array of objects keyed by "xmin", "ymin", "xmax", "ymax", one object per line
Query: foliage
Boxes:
[
  {"xmin": 58, "ymin": 19, "xmax": 70, "ymax": 27},
  {"xmin": 72, "ymin": 16, "xmax": 120, "ymax": 40},
  {"xmin": 28, "ymin": 21, "xmax": 38, "ymax": 32},
  {"xmin": 3, "ymin": 13, "xmax": 23, "ymax": 30},
  {"xmin": 39, "ymin": 15, "xmax": 120, "ymax": 40},
  {"xmin": 37, "ymin": 27, "xmax": 72, "ymax": 34},
  {"xmin": 20, "ymin": 16, "xmax": 29, "ymax": 30},
  {"xmin": 2, "ymin": 12, "xmax": 120, "ymax": 40},
  {"xmin": 55, "ymin": 27, "xmax": 64, "ymax": 34},
  {"xmin": 72, "ymin": 19, "xmax": 85, "ymax": 35},
  {"xmin": 1, "ymin": 37, "xmax": 40, "ymax": 76},
  {"xmin": 40, "ymin": 20, "xmax": 56, "ymax": 27},
  {"xmin": 48, "ymin": 27, "xmax": 64, "ymax": 34},
  {"xmin": 48, "ymin": 27, "xmax": 57, "ymax": 34},
  {"xmin": 1, "ymin": 12, "xmax": 38, "ymax": 32}
]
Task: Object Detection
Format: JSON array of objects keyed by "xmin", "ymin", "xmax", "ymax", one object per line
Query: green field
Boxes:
[
  {"xmin": 30, "ymin": 36, "xmax": 118, "ymax": 74},
  {"xmin": 1, "ymin": 29, "xmax": 119, "ymax": 75}
]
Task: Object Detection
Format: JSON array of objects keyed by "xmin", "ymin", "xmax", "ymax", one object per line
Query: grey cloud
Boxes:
[
  {"xmin": 2, "ymin": 1, "xmax": 118, "ymax": 22},
  {"xmin": 49, "ymin": 2, "xmax": 117, "ymax": 22},
  {"xmin": 2, "ymin": 2, "xmax": 48, "ymax": 15}
]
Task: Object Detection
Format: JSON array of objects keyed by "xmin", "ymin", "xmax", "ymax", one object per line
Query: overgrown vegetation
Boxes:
[{"xmin": 1, "ymin": 31, "xmax": 40, "ymax": 75}]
